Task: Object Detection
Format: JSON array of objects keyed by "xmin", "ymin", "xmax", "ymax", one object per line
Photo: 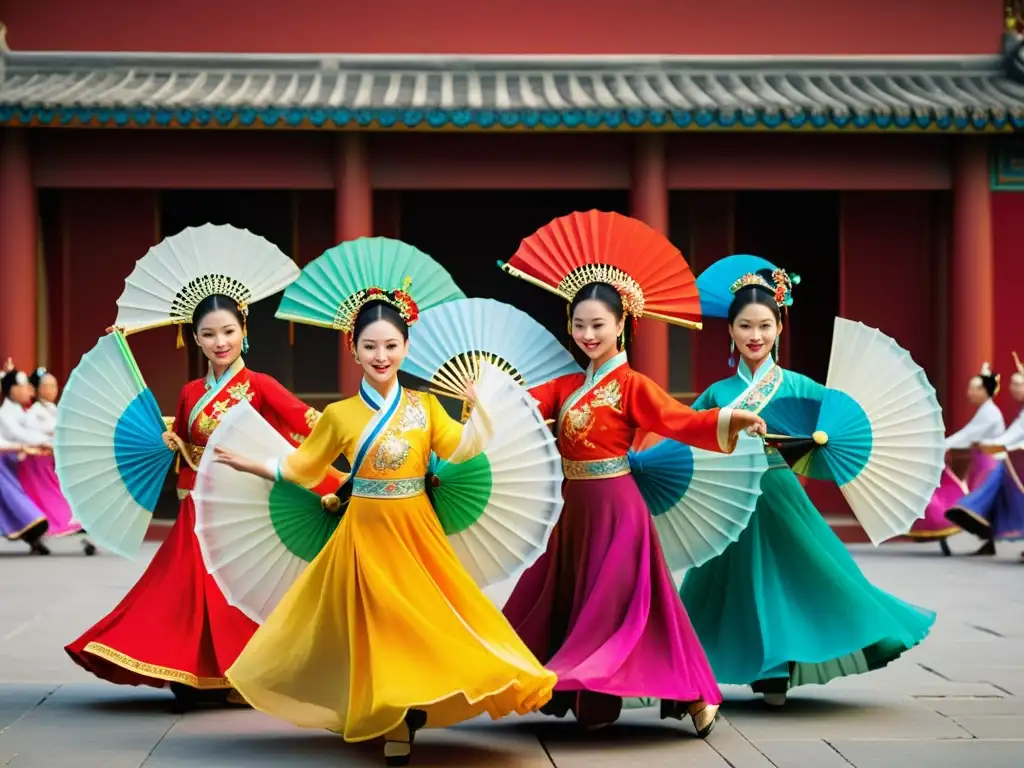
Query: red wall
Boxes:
[
  {"xmin": 2, "ymin": 0, "xmax": 1000, "ymax": 55},
  {"xmin": 993, "ymin": 192, "xmax": 1024, "ymax": 415},
  {"xmin": 840, "ymin": 192, "xmax": 941, "ymax": 388},
  {"xmin": 57, "ymin": 190, "xmax": 187, "ymax": 412},
  {"xmin": 31, "ymin": 131, "xmax": 953, "ymax": 192}
]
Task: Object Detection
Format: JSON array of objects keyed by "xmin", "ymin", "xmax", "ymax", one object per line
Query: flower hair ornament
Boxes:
[
  {"xmin": 342, "ymin": 277, "xmax": 421, "ymax": 358},
  {"xmin": 729, "ymin": 268, "xmax": 800, "ymax": 313}
]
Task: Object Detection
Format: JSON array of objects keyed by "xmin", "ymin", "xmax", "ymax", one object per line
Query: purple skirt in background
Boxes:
[{"xmin": 0, "ymin": 455, "xmax": 48, "ymax": 541}]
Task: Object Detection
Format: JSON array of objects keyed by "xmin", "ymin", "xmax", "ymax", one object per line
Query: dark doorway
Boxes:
[
  {"xmin": 397, "ymin": 190, "xmax": 631, "ymax": 372},
  {"xmin": 733, "ymin": 191, "xmax": 841, "ymax": 385}
]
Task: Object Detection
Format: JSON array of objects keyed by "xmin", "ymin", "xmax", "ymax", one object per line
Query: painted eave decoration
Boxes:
[
  {"xmin": 992, "ymin": 137, "xmax": 1024, "ymax": 189},
  {"xmin": 1, "ymin": 50, "xmax": 1023, "ymax": 133}
]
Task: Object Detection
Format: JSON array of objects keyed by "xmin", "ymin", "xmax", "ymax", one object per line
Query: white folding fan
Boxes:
[{"xmin": 114, "ymin": 223, "xmax": 300, "ymax": 334}]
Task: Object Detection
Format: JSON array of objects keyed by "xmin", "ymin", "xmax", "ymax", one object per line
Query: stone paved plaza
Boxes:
[{"xmin": 1, "ymin": 532, "xmax": 1022, "ymax": 767}]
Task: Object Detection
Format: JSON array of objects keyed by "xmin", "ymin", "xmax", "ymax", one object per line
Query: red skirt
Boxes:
[{"xmin": 65, "ymin": 494, "xmax": 257, "ymax": 689}]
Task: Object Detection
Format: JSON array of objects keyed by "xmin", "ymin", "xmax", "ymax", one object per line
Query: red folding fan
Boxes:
[{"xmin": 499, "ymin": 210, "xmax": 702, "ymax": 329}]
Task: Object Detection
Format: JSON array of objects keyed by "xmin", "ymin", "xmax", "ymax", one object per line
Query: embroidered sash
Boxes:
[
  {"xmin": 188, "ymin": 357, "xmax": 247, "ymax": 431},
  {"xmin": 557, "ymin": 351, "xmax": 628, "ymax": 434},
  {"xmin": 727, "ymin": 361, "xmax": 784, "ymax": 416}
]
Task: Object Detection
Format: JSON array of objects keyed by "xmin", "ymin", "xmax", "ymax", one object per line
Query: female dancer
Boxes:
[
  {"xmin": 26, "ymin": 368, "xmax": 59, "ymax": 437},
  {"xmin": 0, "ymin": 367, "xmax": 95, "ymax": 554},
  {"xmin": 499, "ymin": 278, "xmax": 766, "ymax": 735},
  {"xmin": 910, "ymin": 363, "xmax": 1006, "ymax": 554},
  {"xmin": 678, "ymin": 266, "xmax": 935, "ymax": 706},
  {"xmin": 0, "ymin": 435, "xmax": 50, "ymax": 555},
  {"xmin": 214, "ymin": 288, "xmax": 557, "ymax": 766},
  {"xmin": 946, "ymin": 353, "xmax": 1024, "ymax": 557},
  {"xmin": 66, "ymin": 294, "xmax": 326, "ymax": 710}
]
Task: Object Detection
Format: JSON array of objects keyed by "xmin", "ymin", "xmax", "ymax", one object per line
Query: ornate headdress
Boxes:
[
  {"xmin": 336, "ymin": 276, "xmax": 421, "ymax": 334},
  {"xmin": 729, "ymin": 268, "xmax": 800, "ymax": 311},
  {"xmin": 500, "ymin": 210, "xmax": 703, "ymax": 332},
  {"xmin": 113, "ymin": 223, "xmax": 300, "ymax": 349}
]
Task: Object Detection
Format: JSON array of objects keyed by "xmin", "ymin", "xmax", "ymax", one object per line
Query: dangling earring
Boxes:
[
  {"xmin": 618, "ymin": 327, "xmax": 626, "ymax": 350},
  {"xmin": 242, "ymin": 329, "xmax": 250, "ymax": 355},
  {"xmin": 728, "ymin": 338, "xmax": 736, "ymax": 368},
  {"xmin": 772, "ymin": 335, "xmax": 780, "ymax": 361}
]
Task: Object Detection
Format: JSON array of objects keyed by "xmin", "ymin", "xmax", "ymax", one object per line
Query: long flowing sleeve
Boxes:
[
  {"xmin": 171, "ymin": 387, "xmax": 190, "ymax": 444},
  {"xmin": 255, "ymin": 374, "xmax": 322, "ymax": 446},
  {"xmin": 279, "ymin": 404, "xmax": 350, "ymax": 489},
  {"xmin": 428, "ymin": 394, "xmax": 496, "ymax": 463},
  {"xmin": 946, "ymin": 401, "xmax": 1006, "ymax": 449},
  {"xmin": 625, "ymin": 372, "xmax": 734, "ymax": 454},
  {"xmin": 527, "ymin": 379, "xmax": 562, "ymax": 422},
  {"xmin": 983, "ymin": 411, "xmax": 1024, "ymax": 448},
  {"xmin": 0, "ymin": 404, "xmax": 48, "ymax": 447}
]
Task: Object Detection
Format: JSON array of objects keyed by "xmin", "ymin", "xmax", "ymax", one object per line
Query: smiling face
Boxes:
[
  {"xmin": 729, "ymin": 302, "xmax": 780, "ymax": 370},
  {"xmin": 355, "ymin": 319, "xmax": 409, "ymax": 386},
  {"xmin": 194, "ymin": 308, "xmax": 244, "ymax": 368},
  {"xmin": 571, "ymin": 298, "xmax": 624, "ymax": 364}
]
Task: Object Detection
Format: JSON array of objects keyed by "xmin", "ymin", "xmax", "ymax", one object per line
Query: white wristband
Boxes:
[{"xmin": 262, "ymin": 457, "xmax": 282, "ymax": 482}]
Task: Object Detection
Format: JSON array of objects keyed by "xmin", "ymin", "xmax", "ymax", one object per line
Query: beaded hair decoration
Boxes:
[
  {"xmin": 337, "ymin": 276, "xmax": 420, "ymax": 333},
  {"xmin": 341, "ymin": 277, "xmax": 420, "ymax": 357},
  {"xmin": 560, "ymin": 265, "xmax": 646, "ymax": 343},
  {"xmin": 728, "ymin": 268, "xmax": 799, "ymax": 310}
]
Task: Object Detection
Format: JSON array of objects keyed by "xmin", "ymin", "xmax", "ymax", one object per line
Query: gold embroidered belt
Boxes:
[
  {"xmin": 562, "ymin": 456, "xmax": 632, "ymax": 481},
  {"xmin": 352, "ymin": 477, "xmax": 426, "ymax": 499}
]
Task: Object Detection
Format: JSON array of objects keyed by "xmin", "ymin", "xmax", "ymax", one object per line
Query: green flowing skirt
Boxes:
[{"xmin": 677, "ymin": 467, "xmax": 935, "ymax": 690}]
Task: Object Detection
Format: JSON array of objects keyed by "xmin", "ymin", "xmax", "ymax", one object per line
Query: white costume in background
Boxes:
[{"xmin": 945, "ymin": 399, "xmax": 1005, "ymax": 450}]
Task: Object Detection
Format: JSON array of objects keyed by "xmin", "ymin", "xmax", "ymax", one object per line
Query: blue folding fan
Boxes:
[
  {"xmin": 54, "ymin": 332, "xmax": 175, "ymax": 558},
  {"xmin": 403, "ymin": 297, "xmax": 582, "ymax": 402},
  {"xmin": 764, "ymin": 317, "xmax": 945, "ymax": 544},
  {"xmin": 695, "ymin": 254, "xmax": 778, "ymax": 318},
  {"xmin": 629, "ymin": 434, "xmax": 768, "ymax": 572}
]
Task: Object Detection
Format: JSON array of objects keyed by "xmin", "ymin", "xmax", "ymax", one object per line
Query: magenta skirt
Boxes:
[
  {"xmin": 502, "ymin": 474, "xmax": 721, "ymax": 707},
  {"xmin": 911, "ymin": 450, "xmax": 999, "ymax": 539},
  {"xmin": 17, "ymin": 454, "xmax": 82, "ymax": 537}
]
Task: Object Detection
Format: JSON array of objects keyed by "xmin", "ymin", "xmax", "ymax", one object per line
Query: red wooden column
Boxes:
[
  {"xmin": 948, "ymin": 137, "xmax": 994, "ymax": 430},
  {"xmin": 334, "ymin": 132, "xmax": 372, "ymax": 396},
  {"xmin": 630, "ymin": 134, "xmax": 670, "ymax": 389},
  {"xmin": 0, "ymin": 129, "xmax": 38, "ymax": 369}
]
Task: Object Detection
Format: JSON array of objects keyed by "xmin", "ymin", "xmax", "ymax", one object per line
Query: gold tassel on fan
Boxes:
[{"xmin": 176, "ymin": 324, "xmax": 184, "ymax": 349}]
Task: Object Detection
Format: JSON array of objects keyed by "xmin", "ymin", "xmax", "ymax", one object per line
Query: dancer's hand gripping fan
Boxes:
[
  {"xmin": 53, "ymin": 331, "xmax": 176, "ymax": 558},
  {"xmin": 194, "ymin": 363, "xmax": 563, "ymax": 622},
  {"xmin": 764, "ymin": 317, "xmax": 945, "ymax": 545}
]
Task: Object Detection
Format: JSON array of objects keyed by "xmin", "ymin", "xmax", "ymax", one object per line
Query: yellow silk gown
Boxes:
[{"xmin": 226, "ymin": 383, "xmax": 556, "ymax": 741}]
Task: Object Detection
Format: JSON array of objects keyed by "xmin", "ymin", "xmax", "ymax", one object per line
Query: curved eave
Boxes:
[
  {"xmin": 0, "ymin": 106, "xmax": 1020, "ymax": 132},
  {"xmin": 2, "ymin": 51, "xmax": 1022, "ymax": 133}
]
